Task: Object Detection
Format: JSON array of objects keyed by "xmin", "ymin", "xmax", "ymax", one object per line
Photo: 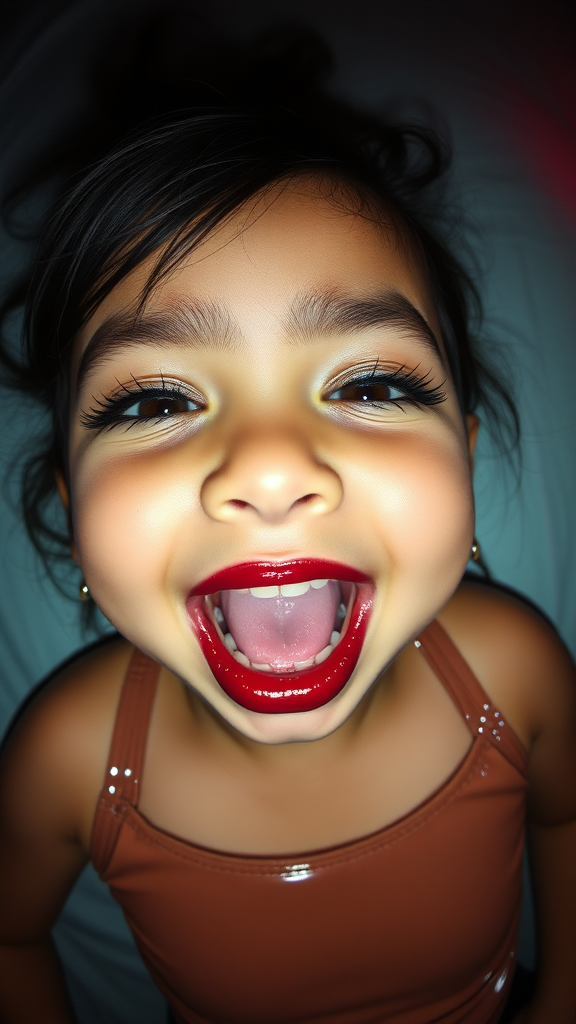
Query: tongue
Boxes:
[{"xmin": 220, "ymin": 581, "xmax": 340, "ymax": 668}]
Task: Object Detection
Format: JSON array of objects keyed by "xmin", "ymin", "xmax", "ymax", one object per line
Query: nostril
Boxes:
[{"xmin": 201, "ymin": 452, "xmax": 343, "ymax": 523}]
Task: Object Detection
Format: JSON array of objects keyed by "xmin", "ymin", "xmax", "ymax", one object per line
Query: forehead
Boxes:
[{"xmin": 75, "ymin": 180, "xmax": 443, "ymax": 385}]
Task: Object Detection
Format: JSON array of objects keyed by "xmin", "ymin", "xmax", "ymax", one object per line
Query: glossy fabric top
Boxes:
[{"xmin": 91, "ymin": 620, "xmax": 528, "ymax": 1024}]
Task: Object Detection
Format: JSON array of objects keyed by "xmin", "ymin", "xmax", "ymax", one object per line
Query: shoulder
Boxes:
[
  {"xmin": 437, "ymin": 578, "xmax": 575, "ymax": 745},
  {"xmin": 0, "ymin": 634, "xmax": 134, "ymax": 853},
  {"xmin": 437, "ymin": 579, "xmax": 576, "ymax": 820},
  {"xmin": 439, "ymin": 575, "xmax": 569, "ymax": 674}
]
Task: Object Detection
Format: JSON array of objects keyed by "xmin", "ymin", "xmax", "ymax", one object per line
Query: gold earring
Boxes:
[
  {"xmin": 79, "ymin": 579, "xmax": 90, "ymax": 601},
  {"xmin": 470, "ymin": 538, "xmax": 481, "ymax": 562}
]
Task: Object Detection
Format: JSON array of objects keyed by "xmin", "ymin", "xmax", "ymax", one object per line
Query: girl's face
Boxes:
[{"xmin": 67, "ymin": 181, "xmax": 477, "ymax": 744}]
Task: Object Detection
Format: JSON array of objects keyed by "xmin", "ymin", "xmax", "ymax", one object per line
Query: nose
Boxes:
[{"xmin": 201, "ymin": 433, "xmax": 343, "ymax": 524}]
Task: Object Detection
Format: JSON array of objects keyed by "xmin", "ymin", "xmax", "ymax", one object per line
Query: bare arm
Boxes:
[
  {"xmin": 513, "ymin": 616, "xmax": 576, "ymax": 1022},
  {"xmin": 524, "ymin": 818, "xmax": 576, "ymax": 1021},
  {"xmin": 0, "ymin": 640, "xmax": 128, "ymax": 1022},
  {"xmin": 0, "ymin": 692, "xmax": 91, "ymax": 1023},
  {"xmin": 0, "ymin": 938, "xmax": 79, "ymax": 1024}
]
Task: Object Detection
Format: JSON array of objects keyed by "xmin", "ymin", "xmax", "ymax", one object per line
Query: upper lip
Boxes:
[{"xmin": 189, "ymin": 559, "xmax": 372, "ymax": 596}]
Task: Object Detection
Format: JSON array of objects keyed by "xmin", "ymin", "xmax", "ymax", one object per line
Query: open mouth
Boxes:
[{"xmin": 186, "ymin": 560, "xmax": 374, "ymax": 713}]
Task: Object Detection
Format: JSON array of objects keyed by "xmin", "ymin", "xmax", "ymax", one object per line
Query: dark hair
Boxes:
[{"xmin": 0, "ymin": 20, "xmax": 518, "ymax": 611}]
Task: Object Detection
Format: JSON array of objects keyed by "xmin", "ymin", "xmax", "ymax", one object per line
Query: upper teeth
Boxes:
[{"xmin": 233, "ymin": 579, "xmax": 330, "ymax": 599}]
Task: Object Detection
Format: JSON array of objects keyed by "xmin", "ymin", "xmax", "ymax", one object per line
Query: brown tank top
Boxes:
[{"xmin": 91, "ymin": 620, "xmax": 528, "ymax": 1024}]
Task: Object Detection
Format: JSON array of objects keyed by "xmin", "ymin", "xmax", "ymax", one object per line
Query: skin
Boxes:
[{"xmin": 1, "ymin": 179, "xmax": 575, "ymax": 1023}]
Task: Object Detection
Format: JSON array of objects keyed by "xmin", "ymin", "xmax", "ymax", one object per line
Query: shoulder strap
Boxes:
[
  {"xmin": 415, "ymin": 619, "xmax": 528, "ymax": 776},
  {"xmin": 90, "ymin": 648, "xmax": 160, "ymax": 872},
  {"xmin": 104, "ymin": 647, "xmax": 160, "ymax": 805}
]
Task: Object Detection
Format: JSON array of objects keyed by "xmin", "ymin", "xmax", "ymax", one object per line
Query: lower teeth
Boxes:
[
  {"xmin": 314, "ymin": 645, "xmax": 332, "ymax": 665},
  {"xmin": 233, "ymin": 650, "xmax": 250, "ymax": 667},
  {"xmin": 230, "ymin": 638, "xmax": 339, "ymax": 672},
  {"xmin": 293, "ymin": 656, "xmax": 315, "ymax": 670}
]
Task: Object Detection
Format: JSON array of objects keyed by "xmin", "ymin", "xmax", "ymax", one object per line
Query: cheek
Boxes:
[
  {"xmin": 355, "ymin": 430, "xmax": 474, "ymax": 579},
  {"xmin": 71, "ymin": 449, "xmax": 197, "ymax": 621}
]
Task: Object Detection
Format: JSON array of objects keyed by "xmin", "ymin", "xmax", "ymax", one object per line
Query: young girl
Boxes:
[{"xmin": 0, "ymin": 33, "xmax": 575, "ymax": 1024}]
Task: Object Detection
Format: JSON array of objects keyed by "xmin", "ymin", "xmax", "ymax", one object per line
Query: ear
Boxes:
[
  {"xmin": 465, "ymin": 414, "xmax": 479, "ymax": 476},
  {"xmin": 55, "ymin": 470, "xmax": 79, "ymax": 563}
]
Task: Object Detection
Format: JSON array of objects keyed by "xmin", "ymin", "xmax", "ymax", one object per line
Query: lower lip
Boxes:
[{"xmin": 186, "ymin": 584, "xmax": 374, "ymax": 714}]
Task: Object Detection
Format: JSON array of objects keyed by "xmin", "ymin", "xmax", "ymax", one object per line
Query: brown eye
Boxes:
[
  {"xmin": 120, "ymin": 393, "xmax": 203, "ymax": 420},
  {"xmin": 327, "ymin": 381, "xmax": 404, "ymax": 404},
  {"xmin": 133, "ymin": 397, "xmax": 193, "ymax": 417},
  {"xmin": 81, "ymin": 384, "xmax": 207, "ymax": 432}
]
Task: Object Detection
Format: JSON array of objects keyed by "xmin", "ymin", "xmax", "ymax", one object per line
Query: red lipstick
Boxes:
[
  {"xmin": 186, "ymin": 559, "xmax": 374, "ymax": 714},
  {"xmin": 190, "ymin": 559, "xmax": 370, "ymax": 595}
]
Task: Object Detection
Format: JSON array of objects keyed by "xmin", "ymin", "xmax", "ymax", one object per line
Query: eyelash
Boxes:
[
  {"xmin": 81, "ymin": 363, "xmax": 446, "ymax": 434},
  {"xmin": 80, "ymin": 377, "xmax": 206, "ymax": 432},
  {"xmin": 323, "ymin": 364, "xmax": 446, "ymax": 410}
]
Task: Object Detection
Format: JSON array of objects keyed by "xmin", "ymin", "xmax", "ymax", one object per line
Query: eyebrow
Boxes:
[
  {"xmin": 76, "ymin": 299, "xmax": 241, "ymax": 397},
  {"xmin": 76, "ymin": 288, "xmax": 442, "ymax": 398},
  {"xmin": 283, "ymin": 290, "xmax": 441, "ymax": 358}
]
